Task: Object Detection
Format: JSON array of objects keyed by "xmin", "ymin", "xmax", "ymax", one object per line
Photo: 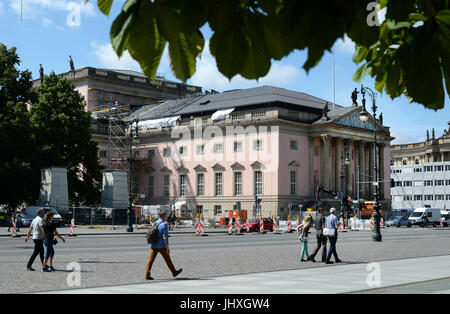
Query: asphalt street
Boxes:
[{"xmin": 1, "ymin": 227, "xmax": 450, "ymax": 294}]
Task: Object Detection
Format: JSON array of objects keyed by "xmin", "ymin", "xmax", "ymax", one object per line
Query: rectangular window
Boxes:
[
  {"xmin": 99, "ymin": 150, "xmax": 107, "ymax": 158},
  {"xmin": 215, "ymin": 173, "xmax": 223, "ymax": 196},
  {"xmin": 179, "ymin": 146, "xmax": 187, "ymax": 156},
  {"xmin": 148, "ymin": 176, "xmax": 154, "ymax": 198},
  {"xmin": 446, "ymin": 165, "xmax": 450, "ymax": 171},
  {"xmin": 290, "ymin": 171, "xmax": 297, "ymax": 196},
  {"xmin": 435, "ymin": 195, "xmax": 445, "ymax": 201},
  {"xmin": 414, "ymin": 195, "xmax": 423, "ymax": 201},
  {"xmin": 446, "ymin": 180, "xmax": 450, "ymax": 186},
  {"xmin": 394, "ymin": 182, "xmax": 402, "ymax": 187},
  {"xmin": 403, "ymin": 195, "xmax": 412, "ymax": 201},
  {"xmin": 147, "ymin": 149, "xmax": 155, "ymax": 159},
  {"xmin": 403, "ymin": 181, "xmax": 412, "ymax": 187},
  {"xmin": 163, "ymin": 175, "xmax": 170, "ymax": 197},
  {"xmin": 446, "ymin": 195, "xmax": 450, "ymax": 201},
  {"xmin": 234, "ymin": 172, "xmax": 242, "ymax": 196},
  {"xmin": 435, "ymin": 180, "xmax": 444, "ymax": 186},
  {"xmin": 254, "ymin": 171, "xmax": 263, "ymax": 195},
  {"xmin": 163, "ymin": 148, "xmax": 171, "ymax": 157},
  {"xmin": 254, "ymin": 139, "xmax": 263, "ymax": 151},
  {"xmin": 132, "ymin": 170, "xmax": 140, "ymax": 194},
  {"xmin": 214, "ymin": 205, "xmax": 222, "ymax": 215},
  {"xmin": 424, "ymin": 180, "xmax": 434, "ymax": 186},
  {"xmin": 290, "ymin": 140, "xmax": 298, "ymax": 150},
  {"xmin": 197, "ymin": 173, "xmax": 205, "ymax": 196},
  {"xmin": 435, "ymin": 165, "xmax": 444, "ymax": 171},
  {"xmin": 234, "ymin": 141, "xmax": 242, "ymax": 152},
  {"xmin": 196, "ymin": 144, "xmax": 205, "ymax": 155},
  {"xmin": 424, "ymin": 166, "xmax": 433, "ymax": 172},
  {"xmin": 414, "ymin": 168, "xmax": 422, "ymax": 173},
  {"xmin": 179, "ymin": 174, "xmax": 187, "ymax": 197},
  {"xmin": 425, "ymin": 195, "xmax": 434, "ymax": 201},
  {"xmin": 214, "ymin": 143, "xmax": 223, "ymax": 153}
]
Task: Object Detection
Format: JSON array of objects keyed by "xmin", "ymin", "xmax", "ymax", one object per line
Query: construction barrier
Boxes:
[
  {"xmin": 246, "ymin": 219, "xmax": 250, "ymax": 232},
  {"xmin": 199, "ymin": 215, "xmax": 205, "ymax": 236},
  {"xmin": 11, "ymin": 219, "xmax": 17, "ymax": 237},
  {"xmin": 259, "ymin": 216, "xmax": 264, "ymax": 233},
  {"xmin": 69, "ymin": 218, "xmax": 77, "ymax": 237},
  {"xmin": 370, "ymin": 220, "xmax": 374, "ymax": 232},
  {"xmin": 195, "ymin": 215, "xmax": 200, "ymax": 235},
  {"xmin": 229, "ymin": 218, "xmax": 233, "ymax": 235},
  {"xmin": 338, "ymin": 218, "xmax": 344, "ymax": 232},
  {"xmin": 272, "ymin": 216, "xmax": 277, "ymax": 233},
  {"xmin": 380, "ymin": 218, "xmax": 384, "ymax": 228},
  {"xmin": 235, "ymin": 219, "xmax": 241, "ymax": 234},
  {"xmin": 287, "ymin": 215, "xmax": 292, "ymax": 233}
]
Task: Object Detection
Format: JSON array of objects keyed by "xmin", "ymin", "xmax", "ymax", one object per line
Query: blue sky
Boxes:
[{"xmin": 1, "ymin": 0, "xmax": 449, "ymax": 144}]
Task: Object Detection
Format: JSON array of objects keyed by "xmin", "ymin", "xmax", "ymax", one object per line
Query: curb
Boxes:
[{"xmin": 0, "ymin": 230, "xmax": 229, "ymax": 237}]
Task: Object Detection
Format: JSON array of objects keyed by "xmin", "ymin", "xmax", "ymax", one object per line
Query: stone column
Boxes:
[
  {"xmin": 346, "ymin": 140, "xmax": 353, "ymax": 196},
  {"xmin": 368, "ymin": 142, "xmax": 375, "ymax": 199},
  {"xmin": 336, "ymin": 138, "xmax": 343, "ymax": 194},
  {"xmin": 321, "ymin": 135, "xmax": 331, "ymax": 189},
  {"xmin": 332, "ymin": 137, "xmax": 338, "ymax": 192},
  {"xmin": 378, "ymin": 143, "xmax": 385, "ymax": 200},
  {"xmin": 309, "ymin": 137, "xmax": 314, "ymax": 196}
]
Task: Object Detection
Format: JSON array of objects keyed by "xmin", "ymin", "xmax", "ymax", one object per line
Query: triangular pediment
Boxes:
[
  {"xmin": 176, "ymin": 165, "xmax": 189, "ymax": 173},
  {"xmin": 231, "ymin": 162, "xmax": 245, "ymax": 170},
  {"xmin": 250, "ymin": 161, "xmax": 265, "ymax": 170},
  {"xmin": 331, "ymin": 108, "xmax": 386, "ymax": 132},
  {"xmin": 212, "ymin": 163, "xmax": 226, "ymax": 172},
  {"xmin": 194, "ymin": 165, "xmax": 207, "ymax": 172},
  {"xmin": 289, "ymin": 161, "xmax": 300, "ymax": 167},
  {"xmin": 160, "ymin": 166, "xmax": 172, "ymax": 173}
]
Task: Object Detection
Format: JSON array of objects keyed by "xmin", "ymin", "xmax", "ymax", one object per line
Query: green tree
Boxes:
[
  {"xmin": 30, "ymin": 73, "xmax": 103, "ymax": 206},
  {"xmin": 0, "ymin": 44, "xmax": 38, "ymax": 209},
  {"xmin": 89, "ymin": 0, "xmax": 450, "ymax": 109}
]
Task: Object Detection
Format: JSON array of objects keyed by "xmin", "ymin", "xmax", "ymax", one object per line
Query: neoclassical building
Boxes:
[
  {"xmin": 391, "ymin": 125, "xmax": 450, "ymax": 210},
  {"xmin": 126, "ymin": 86, "xmax": 393, "ymax": 219}
]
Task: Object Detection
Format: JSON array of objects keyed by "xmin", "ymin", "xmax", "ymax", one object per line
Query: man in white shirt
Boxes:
[{"xmin": 25, "ymin": 209, "xmax": 45, "ymax": 271}]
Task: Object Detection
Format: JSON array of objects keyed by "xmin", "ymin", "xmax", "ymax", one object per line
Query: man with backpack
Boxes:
[{"xmin": 145, "ymin": 210, "xmax": 182, "ymax": 280}]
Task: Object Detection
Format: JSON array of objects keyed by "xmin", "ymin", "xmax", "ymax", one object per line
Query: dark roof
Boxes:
[{"xmin": 129, "ymin": 86, "xmax": 340, "ymax": 121}]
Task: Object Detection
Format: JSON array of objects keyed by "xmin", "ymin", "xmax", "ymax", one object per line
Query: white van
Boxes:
[
  {"xmin": 440, "ymin": 210, "xmax": 450, "ymax": 227},
  {"xmin": 408, "ymin": 208, "xmax": 441, "ymax": 226}
]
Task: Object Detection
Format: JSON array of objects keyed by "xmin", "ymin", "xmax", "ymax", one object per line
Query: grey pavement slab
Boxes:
[{"xmin": 40, "ymin": 255, "xmax": 450, "ymax": 294}]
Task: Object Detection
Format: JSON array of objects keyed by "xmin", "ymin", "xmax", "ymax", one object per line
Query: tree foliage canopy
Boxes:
[
  {"xmin": 89, "ymin": 0, "xmax": 450, "ymax": 110},
  {"xmin": 0, "ymin": 44, "xmax": 103, "ymax": 208}
]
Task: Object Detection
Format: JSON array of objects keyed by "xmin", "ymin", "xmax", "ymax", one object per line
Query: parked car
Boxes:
[
  {"xmin": 24, "ymin": 206, "xmax": 63, "ymax": 226},
  {"xmin": 386, "ymin": 216, "xmax": 411, "ymax": 228},
  {"xmin": 408, "ymin": 208, "xmax": 441, "ymax": 227},
  {"xmin": 241, "ymin": 218, "xmax": 273, "ymax": 232},
  {"xmin": 17, "ymin": 212, "xmax": 34, "ymax": 228},
  {"xmin": 440, "ymin": 210, "xmax": 450, "ymax": 227}
]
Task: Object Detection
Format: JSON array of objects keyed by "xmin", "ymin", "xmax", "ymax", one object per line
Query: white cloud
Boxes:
[
  {"xmin": 391, "ymin": 131, "xmax": 425, "ymax": 145},
  {"xmin": 189, "ymin": 41, "xmax": 302, "ymax": 91},
  {"xmin": 334, "ymin": 35, "xmax": 356, "ymax": 55},
  {"xmin": 8, "ymin": 0, "xmax": 96, "ymax": 21},
  {"xmin": 90, "ymin": 41, "xmax": 142, "ymax": 72},
  {"xmin": 0, "ymin": 3, "xmax": 4, "ymax": 15},
  {"xmin": 42, "ymin": 17, "xmax": 53, "ymax": 28}
]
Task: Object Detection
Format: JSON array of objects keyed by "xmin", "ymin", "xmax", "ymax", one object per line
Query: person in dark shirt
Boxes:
[
  {"xmin": 42, "ymin": 211, "xmax": 65, "ymax": 272},
  {"xmin": 310, "ymin": 208, "xmax": 328, "ymax": 262}
]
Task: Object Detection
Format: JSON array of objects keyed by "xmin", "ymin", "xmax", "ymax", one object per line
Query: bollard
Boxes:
[
  {"xmin": 259, "ymin": 215, "xmax": 264, "ymax": 233},
  {"xmin": 287, "ymin": 214, "xmax": 292, "ymax": 233},
  {"xmin": 228, "ymin": 218, "xmax": 233, "ymax": 235},
  {"xmin": 68, "ymin": 218, "xmax": 77, "ymax": 237}
]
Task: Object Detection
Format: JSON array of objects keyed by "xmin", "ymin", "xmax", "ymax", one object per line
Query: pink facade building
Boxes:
[{"xmin": 126, "ymin": 86, "xmax": 393, "ymax": 219}]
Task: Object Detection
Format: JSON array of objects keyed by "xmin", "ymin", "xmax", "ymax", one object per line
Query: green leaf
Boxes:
[
  {"xmin": 110, "ymin": 0, "xmax": 140, "ymax": 57},
  {"xmin": 126, "ymin": 1, "xmax": 166, "ymax": 80},
  {"xmin": 97, "ymin": 0, "xmax": 114, "ymax": 16},
  {"xmin": 352, "ymin": 63, "xmax": 372, "ymax": 83},
  {"xmin": 168, "ymin": 31, "xmax": 204, "ymax": 82}
]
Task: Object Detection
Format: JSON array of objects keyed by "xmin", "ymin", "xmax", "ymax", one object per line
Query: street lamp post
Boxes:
[
  {"xmin": 340, "ymin": 144, "xmax": 351, "ymax": 226},
  {"xmin": 359, "ymin": 85, "xmax": 382, "ymax": 242},
  {"xmin": 127, "ymin": 118, "xmax": 139, "ymax": 233}
]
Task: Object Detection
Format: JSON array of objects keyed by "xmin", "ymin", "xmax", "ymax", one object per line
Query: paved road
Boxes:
[{"xmin": 1, "ymin": 227, "xmax": 450, "ymax": 294}]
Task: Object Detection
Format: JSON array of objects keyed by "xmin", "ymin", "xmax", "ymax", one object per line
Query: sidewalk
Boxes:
[
  {"xmin": 40, "ymin": 255, "xmax": 450, "ymax": 294},
  {"xmin": 0, "ymin": 225, "xmax": 228, "ymax": 237}
]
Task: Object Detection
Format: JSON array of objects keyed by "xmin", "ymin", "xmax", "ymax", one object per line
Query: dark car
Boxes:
[
  {"xmin": 24, "ymin": 206, "xmax": 63, "ymax": 226},
  {"xmin": 241, "ymin": 218, "xmax": 273, "ymax": 232},
  {"xmin": 17, "ymin": 213, "xmax": 34, "ymax": 228},
  {"xmin": 386, "ymin": 216, "xmax": 411, "ymax": 228}
]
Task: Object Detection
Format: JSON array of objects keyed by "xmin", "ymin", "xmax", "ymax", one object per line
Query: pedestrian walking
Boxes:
[
  {"xmin": 145, "ymin": 210, "xmax": 182, "ymax": 280},
  {"xmin": 16, "ymin": 212, "xmax": 22, "ymax": 232},
  {"xmin": 309, "ymin": 208, "xmax": 327, "ymax": 262},
  {"xmin": 324, "ymin": 208, "xmax": 342, "ymax": 265},
  {"xmin": 297, "ymin": 215, "xmax": 314, "ymax": 262},
  {"xmin": 25, "ymin": 209, "xmax": 45, "ymax": 271},
  {"xmin": 7, "ymin": 212, "xmax": 13, "ymax": 232},
  {"xmin": 42, "ymin": 211, "xmax": 66, "ymax": 272}
]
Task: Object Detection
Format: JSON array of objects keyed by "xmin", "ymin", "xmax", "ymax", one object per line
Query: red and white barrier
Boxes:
[
  {"xmin": 235, "ymin": 219, "xmax": 241, "ymax": 234},
  {"xmin": 195, "ymin": 215, "xmax": 200, "ymax": 235},
  {"xmin": 370, "ymin": 219, "xmax": 374, "ymax": 232},
  {"xmin": 259, "ymin": 216, "xmax": 264, "ymax": 233},
  {"xmin": 246, "ymin": 219, "xmax": 250, "ymax": 232},
  {"xmin": 339, "ymin": 218, "xmax": 344, "ymax": 232},
  {"xmin": 228, "ymin": 218, "xmax": 233, "ymax": 235},
  {"xmin": 287, "ymin": 215, "xmax": 292, "ymax": 233},
  {"xmin": 380, "ymin": 218, "xmax": 384, "ymax": 228},
  {"xmin": 199, "ymin": 216, "xmax": 205, "ymax": 235},
  {"xmin": 272, "ymin": 216, "xmax": 277, "ymax": 233},
  {"xmin": 11, "ymin": 219, "xmax": 17, "ymax": 237},
  {"xmin": 69, "ymin": 218, "xmax": 76, "ymax": 236}
]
